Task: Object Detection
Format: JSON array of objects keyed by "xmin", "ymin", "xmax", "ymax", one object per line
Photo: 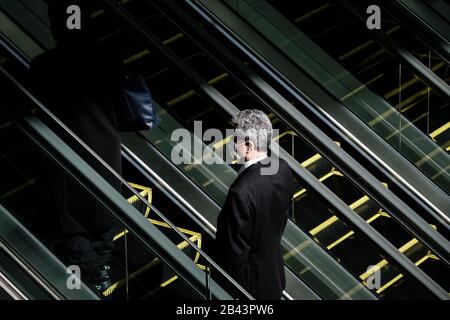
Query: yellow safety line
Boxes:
[
  {"xmin": 338, "ymin": 284, "xmax": 368, "ymax": 300},
  {"xmin": 391, "ymin": 88, "xmax": 429, "ymax": 113},
  {"xmin": 128, "ymin": 183, "xmax": 152, "ymax": 215},
  {"xmin": 128, "ymin": 182, "xmax": 152, "ymax": 192},
  {"xmin": 301, "ymin": 142, "xmax": 341, "ymax": 169},
  {"xmin": 430, "ymin": 122, "xmax": 450, "ymax": 139},
  {"xmin": 384, "ymin": 63, "xmax": 445, "ymax": 100},
  {"xmin": 124, "ymin": 33, "xmax": 185, "ymax": 65},
  {"xmin": 431, "ymin": 163, "xmax": 450, "ymax": 180},
  {"xmin": 202, "ymin": 179, "xmax": 215, "ymax": 187},
  {"xmin": 301, "ymin": 153, "xmax": 322, "ymax": 168},
  {"xmin": 326, "ymin": 211, "xmax": 389, "ymax": 250},
  {"xmin": 116, "ymin": 182, "xmax": 203, "ymax": 286},
  {"xmin": 369, "ymin": 91, "xmax": 426, "ymax": 128},
  {"xmin": 415, "ymin": 146, "xmax": 449, "ymax": 168},
  {"xmin": 91, "ymin": 0, "xmax": 134, "ymax": 19},
  {"xmin": 160, "ymin": 276, "xmax": 179, "ymax": 288},
  {"xmin": 295, "ymin": 4, "xmax": 331, "ymax": 23},
  {"xmin": 309, "ymin": 196, "xmax": 371, "ymax": 236},
  {"xmin": 185, "ymin": 135, "xmax": 232, "ymax": 169},
  {"xmin": 148, "ymin": 218, "xmax": 202, "ymax": 238},
  {"xmin": 353, "ymin": 49, "xmax": 387, "ymax": 75},
  {"xmin": 283, "ymin": 239, "xmax": 313, "ymax": 261},
  {"xmin": 104, "ymin": 233, "xmax": 201, "ymax": 296},
  {"xmin": 127, "ymin": 190, "xmax": 152, "ymax": 218},
  {"xmin": 360, "ymin": 238, "xmax": 420, "ymax": 280},
  {"xmin": 1, "ymin": 179, "xmax": 36, "ymax": 199},
  {"xmin": 339, "ymin": 39, "xmax": 375, "ymax": 61},
  {"xmin": 370, "ymin": 73, "xmax": 442, "ymax": 128},
  {"xmin": 374, "ymin": 253, "xmax": 439, "ymax": 294},
  {"xmin": 143, "ymin": 264, "xmax": 207, "ymax": 298},
  {"xmin": 293, "ymin": 169, "xmax": 343, "ymax": 199},
  {"xmin": 166, "ymin": 90, "xmax": 196, "ymax": 108},
  {"xmin": 0, "ymin": 121, "xmax": 11, "ymax": 131},
  {"xmin": 286, "ymin": 188, "xmax": 387, "ymax": 259},
  {"xmin": 339, "ymin": 26, "xmax": 400, "ymax": 61},
  {"xmin": 166, "ymin": 73, "xmax": 229, "ymax": 107},
  {"xmin": 116, "ymin": 216, "xmax": 200, "ymax": 242},
  {"xmin": 196, "ymin": 264, "xmax": 208, "ymax": 271},
  {"xmin": 124, "ymin": 50, "xmax": 150, "ymax": 65},
  {"xmin": 396, "ymin": 94, "xmax": 427, "ymax": 115},
  {"xmin": 163, "ymin": 33, "xmax": 185, "ymax": 46},
  {"xmin": 383, "ymin": 111, "xmax": 428, "ymax": 142},
  {"xmin": 340, "ymin": 74, "xmax": 384, "ymax": 101},
  {"xmin": 272, "ymin": 131, "xmax": 297, "ymax": 141},
  {"xmin": 213, "ymin": 135, "xmax": 232, "ymax": 150}
]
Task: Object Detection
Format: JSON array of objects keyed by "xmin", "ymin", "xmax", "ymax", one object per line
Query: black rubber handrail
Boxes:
[{"xmin": 98, "ymin": 0, "xmax": 450, "ymax": 299}]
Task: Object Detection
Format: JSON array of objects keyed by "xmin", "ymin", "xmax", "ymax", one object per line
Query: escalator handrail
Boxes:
[
  {"xmin": 376, "ymin": 0, "xmax": 450, "ymax": 64},
  {"xmin": 0, "ymin": 66, "xmax": 240, "ymax": 301},
  {"xmin": 148, "ymin": 0, "xmax": 450, "ymax": 266},
  {"xmin": 0, "ymin": 269, "xmax": 27, "ymax": 300},
  {"xmin": 98, "ymin": 0, "xmax": 450, "ymax": 299},
  {"xmin": 0, "ymin": 204, "xmax": 98, "ymax": 300},
  {"xmin": 336, "ymin": 0, "xmax": 450, "ymax": 101}
]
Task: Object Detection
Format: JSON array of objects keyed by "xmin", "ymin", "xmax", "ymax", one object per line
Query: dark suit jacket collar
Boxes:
[{"xmin": 236, "ymin": 158, "xmax": 272, "ymax": 181}]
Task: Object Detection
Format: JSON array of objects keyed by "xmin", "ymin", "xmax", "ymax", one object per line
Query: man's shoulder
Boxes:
[{"xmin": 247, "ymin": 157, "xmax": 291, "ymax": 178}]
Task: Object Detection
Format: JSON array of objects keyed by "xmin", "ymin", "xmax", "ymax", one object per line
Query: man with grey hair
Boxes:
[{"xmin": 214, "ymin": 109, "xmax": 294, "ymax": 300}]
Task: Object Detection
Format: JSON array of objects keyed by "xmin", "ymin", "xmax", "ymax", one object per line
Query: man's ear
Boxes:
[{"xmin": 246, "ymin": 141, "xmax": 255, "ymax": 152}]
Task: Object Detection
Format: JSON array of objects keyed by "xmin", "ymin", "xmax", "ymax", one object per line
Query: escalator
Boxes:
[
  {"xmin": 0, "ymin": 11, "xmax": 332, "ymax": 301},
  {"xmin": 1, "ymin": 84, "xmax": 246, "ymax": 300},
  {"xmin": 99, "ymin": 0, "xmax": 450, "ymax": 299},
  {"xmin": 1, "ymin": 0, "xmax": 449, "ymax": 300},
  {"xmin": 272, "ymin": 0, "xmax": 450, "ymax": 156},
  {"xmin": 186, "ymin": 0, "xmax": 450, "ymax": 223},
  {"xmin": 378, "ymin": 0, "xmax": 450, "ymax": 65},
  {"xmin": 0, "ymin": 64, "xmax": 245, "ymax": 300},
  {"xmin": 0, "ymin": 201, "xmax": 97, "ymax": 300}
]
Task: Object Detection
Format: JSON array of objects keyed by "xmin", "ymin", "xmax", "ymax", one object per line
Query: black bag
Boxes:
[{"xmin": 116, "ymin": 75, "xmax": 161, "ymax": 132}]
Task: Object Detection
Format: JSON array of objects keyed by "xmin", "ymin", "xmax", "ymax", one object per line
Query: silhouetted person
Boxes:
[
  {"xmin": 30, "ymin": 0, "xmax": 123, "ymax": 294},
  {"xmin": 214, "ymin": 110, "xmax": 294, "ymax": 300}
]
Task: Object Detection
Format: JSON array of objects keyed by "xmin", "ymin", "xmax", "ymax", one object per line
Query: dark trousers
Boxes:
[{"xmin": 47, "ymin": 161, "xmax": 120, "ymax": 271}]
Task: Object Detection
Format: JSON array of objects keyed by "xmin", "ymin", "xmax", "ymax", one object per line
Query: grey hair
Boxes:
[{"xmin": 231, "ymin": 109, "xmax": 273, "ymax": 152}]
